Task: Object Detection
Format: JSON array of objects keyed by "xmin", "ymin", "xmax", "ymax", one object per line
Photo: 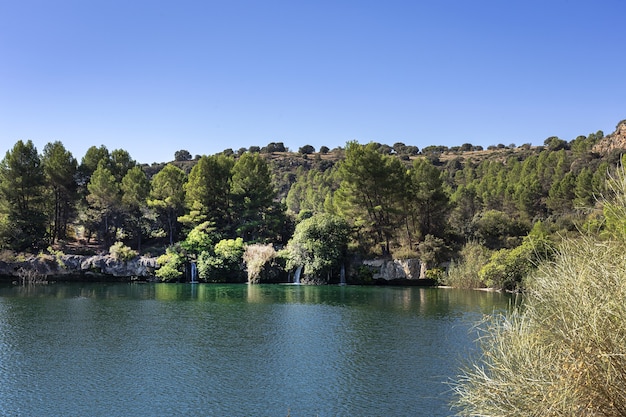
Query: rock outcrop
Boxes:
[
  {"xmin": 362, "ymin": 258, "xmax": 422, "ymax": 280},
  {"xmin": 592, "ymin": 120, "xmax": 626, "ymax": 155},
  {"xmin": 0, "ymin": 254, "xmax": 159, "ymax": 281}
]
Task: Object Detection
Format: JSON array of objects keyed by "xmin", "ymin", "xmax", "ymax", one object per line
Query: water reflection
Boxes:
[{"xmin": 0, "ymin": 283, "xmax": 512, "ymax": 416}]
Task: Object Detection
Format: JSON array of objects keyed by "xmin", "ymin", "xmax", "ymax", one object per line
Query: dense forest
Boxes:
[{"xmin": 2, "ymin": 119, "xmax": 626, "ymax": 288}]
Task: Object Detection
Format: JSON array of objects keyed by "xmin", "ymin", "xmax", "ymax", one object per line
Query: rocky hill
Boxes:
[{"xmin": 593, "ymin": 120, "xmax": 626, "ymax": 155}]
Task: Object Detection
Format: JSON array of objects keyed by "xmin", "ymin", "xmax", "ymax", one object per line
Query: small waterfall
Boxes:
[
  {"xmin": 190, "ymin": 262, "xmax": 198, "ymax": 283},
  {"xmin": 339, "ymin": 264, "xmax": 346, "ymax": 285},
  {"xmin": 293, "ymin": 266, "xmax": 302, "ymax": 284}
]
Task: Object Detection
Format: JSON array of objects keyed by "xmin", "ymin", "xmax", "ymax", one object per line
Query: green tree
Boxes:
[
  {"xmin": 334, "ymin": 141, "xmax": 407, "ymax": 255},
  {"xmin": 41, "ymin": 141, "xmax": 78, "ymax": 243},
  {"xmin": 110, "ymin": 149, "xmax": 136, "ymax": 182},
  {"xmin": 174, "ymin": 149, "xmax": 192, "ymax": 161},
  {"xmin": 0, "ymin": 140, "xmax": 47, "ymax": 250},
  {"xmin": 408, "ymin": 158, "xmax": 449, "ymax": 241},
  {"xmin": 179, "ymin": 154, "xmax": 234, "ymax": 233},
  {"xmin": 197, "ymin": 237, "xmax": 246, "ymax": 282},
  {"xmin": 121, "ymin": 166, "xmax": 150, "ymax": 250},
  {"xmin": 86, "ymin": 161, "xmax": 121, "ymax": 245},
  {"xmin": 231, "ymin": 153, "xmax": 277, "ymax": 241},
  {"xmin": 155, "ymin": 245, "xmax": 185, "ymax": 281},
  {"xmin": 148, "ymin": 164, "xmax": 187, "ymax": 245},
  {"xmin": 286, "ymin": 213, "xmax": 350, "ymax": 284}
]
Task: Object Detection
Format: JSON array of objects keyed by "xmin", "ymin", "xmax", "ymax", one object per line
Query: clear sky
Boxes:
[{"xmin": 1, "ymin": 0, "xmax": 625, "ymax": 164}]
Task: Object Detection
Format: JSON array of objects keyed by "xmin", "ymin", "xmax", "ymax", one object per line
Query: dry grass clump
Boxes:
[
  {"xmin": 453, "ymin": 236, "xmax": 626, "ymax": 416},
  {"xmin": 243, "ymin": 243, "xmax": 277, "ymax": 284}
]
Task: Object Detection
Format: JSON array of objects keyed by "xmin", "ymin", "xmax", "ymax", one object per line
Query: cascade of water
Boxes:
[
  {"xmin": 339, "ymin": 264, "xmax": 346, "ymax": 285},
  {"xmin": 293, "ymin": 266, "xmax": 302, "ymax": 284},
  {"xmin": 190, "ymin": 262, "xmax": 198, "ymax": 283}
]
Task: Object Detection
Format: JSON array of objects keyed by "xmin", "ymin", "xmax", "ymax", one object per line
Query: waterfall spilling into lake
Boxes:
[
  {"xmin": 190, "ymin": 262, "xmax": 198, "ymax": 283},
  {"xmin": 340, "ymin": 264, "xmax": 346, "ymax": 285},
  {"xmin": 293, "ymin": 266, "xmax": 302, "ymax": 284}
]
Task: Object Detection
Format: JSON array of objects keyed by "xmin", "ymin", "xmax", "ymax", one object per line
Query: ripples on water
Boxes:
[{"xmin": 0, "ymin": 284, "xmax": 510, "ymax": 416}]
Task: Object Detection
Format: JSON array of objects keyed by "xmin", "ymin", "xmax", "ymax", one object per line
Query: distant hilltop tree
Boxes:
[
  {"xmin": 174, "ymin": 149, "xmax": 192, "ymax": 161},
  {"xmin": 299, "ymin": 145, "xmax": 315, "ymax": 155},
  {"xmin": 261, "ymin": 142, "xmax": 286, "ymax": 153},
  {"xmin": 319, "ymin": 146, "xmax": 329, "ymax": 154}
]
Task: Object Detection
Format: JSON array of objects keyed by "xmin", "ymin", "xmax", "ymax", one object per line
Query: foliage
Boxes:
[
  {"xmin": 86, "ymin": 160, "xmax": 121, "ymax": 245},
  {"xmin": 41, "ymin": 141, "xmax": 78, "ymax": 243},
  {"xmin": 155, "ymin": 246, "xmax": 184, "ymax": 281},
  {"xmin": 298, "ymin": 145, "xmax": 315, "ymax": 154},
  {"xmin": 180, "ymin": 154, "xmax": 234, "ymax": 231},
  {"xmin": 445, "ymin": 242, "xmax": 491, "ymax": 288},
  {"xmin": 0, "ymin": 140, "xmax": 47, "ymax": 250},
  {"xmin": 109, "ymin": 241, "xmax": 138, "ymax": 262},
  {"xmin": 197, "ymin": 238, "xmax": 245, "ymax": 282},
  {"xmin": 148, "ymin": 163, "xmax": 187, "ymax": 245},
  {"xmin": 120, "ymin": 166, "xmax": 150, "ymax": 250},
  {"xmin": 454, "ymin": 236, "xmax": 626, "ymax": 416},
  {"xmin": 174, "ymin": 149, "xmax": 192, "ymax": 161},
  {"xmin": 181, "ymin": 221, "xmax": 220, "ymax": 255},
  {"xmin": 286, "ymin": 213, "xmax": 350, "ymax": 283},
  {"xmin": 478, "ymin": 229, "xmax": 554, "ymax": 291},
  {"xmin": 470, "ymin": 210, "xmax": 529, "ymax": 249},
  {"xmin": 334, "ymin": 141, "xmax": 407, "ymax": 255},
  {"xmin": 231, "ymin": 152, "xmax": 278, "ymax": 241}
]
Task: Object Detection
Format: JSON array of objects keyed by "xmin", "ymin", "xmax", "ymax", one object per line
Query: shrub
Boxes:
[
  {"xmin": 243, "ymin": 243, "xmax": 278, "ymax": 284},
  {"xmin": 109, "ymin": 241, "xmax": 138, "ymax": 262},
  {"xmin": 197, "ymin": 238, "xmax": 245, "ymax": 282},
  {"xmin": 453, "ymin": 236, "xmax": 626, "ymax": 416},
  {"xmin": 445, "ymin": 242, "xmax": 491, "ymax": 289},
  {"xmin": 181, "ymin": 222, "xmax": 219, "ymax": 255},
  {"xmin": 155, "ymin": 246, "xmax": 184, "ymax": 281}
]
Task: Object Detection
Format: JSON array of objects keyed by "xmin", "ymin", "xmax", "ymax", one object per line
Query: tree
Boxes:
[
  {"xmin": 174, "ymin": 149, "xmax": 192, "ymax": 161},
  {"xmin": 110, "ymin": 149, "xmax": 136, "ymax": 182},
  {"xmin": 286, "ymin": 213, "xmax": 350, "ymax": 284},
  {"xmin": 408, "ymin": 158, "xmax": 450, "ymax": 241},
  {"xmin": 231, "ymin": 153, "xmax": 277, "ymax": 241},
  {"xmin": 41, "ymin": 141, "xmax": 77, "ymax": 243},
  {"xmin": 121, "ymin": 166, "xmax": 150, "ymax": 250},
  {"xmin": 86, "ymin": 161, "xmax": 121, "ymax": 246},
  {"xmin": 334, "ymin": 141, "xmax": 407, "ymax": 255},
  {"xmin": 179, "ymin": 154, "xmax": 235, "ymax": 233},
  {"xmin": 148, "ymin": 164, "xmax": 187, "ymax": 245},
  {"xmin": 0, "ymin": 140, "xmax": 47, "ymax": 250},
  {"xmin": 543, "ymin": 136, "xmax": 568, "ymax": 151},
  {"xmin": 299, "ymin": 145, "xmax": 315, "ymax": 155},
  {"xmin": 197, "ymin": 238, "xmax": 246, "ymax": 282}
]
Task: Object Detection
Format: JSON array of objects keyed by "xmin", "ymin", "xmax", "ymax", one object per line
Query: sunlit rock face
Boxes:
[
  {"xmin": 0, "ymin": 254, "xmax": 158, "ymax": 280},
  {"xmin": 362, "ymin": 258, "xmax": 422, "ymax": 280}
]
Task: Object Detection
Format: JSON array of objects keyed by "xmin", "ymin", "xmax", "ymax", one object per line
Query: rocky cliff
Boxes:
[
  {"xmin": 0, "ymin": 254, "xmax": 159, "ymax": 281},
  {"xmin": 592, "ymin": 120, "xmax": 626, "ymax": 154}
]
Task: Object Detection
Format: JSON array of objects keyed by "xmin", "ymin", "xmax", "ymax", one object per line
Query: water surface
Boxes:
[{"xmin": 0, "ymin": 284, "xmax": 510, "ymax": 416}]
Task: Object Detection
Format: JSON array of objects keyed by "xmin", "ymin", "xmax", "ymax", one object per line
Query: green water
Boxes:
[{"xmin": 0, "ymin": 283, "xmax": 511, "ymax": 416}]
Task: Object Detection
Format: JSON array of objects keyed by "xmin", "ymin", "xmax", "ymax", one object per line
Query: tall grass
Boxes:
[
  {"xmin": 445, "ymin": 242, "xmax": 490, "ymax": 289},
  {"xmin": 453, "ymin": 235, "xmax": 626, "ymax": 416}
]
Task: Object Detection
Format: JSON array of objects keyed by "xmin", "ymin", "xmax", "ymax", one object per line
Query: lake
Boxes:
[{"xmin": 0, "ymin": 283, "xmax": 510, "ymax": 416}]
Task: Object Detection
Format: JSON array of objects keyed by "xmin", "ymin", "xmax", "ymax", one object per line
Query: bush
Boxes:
[
  {"xmin": 445, "ymin": 242, "xmax": 491, "ymax": 289},
  {"xmin": 243, "ymin": 243, "xmax": 279, "ymax": 284},
  {"xmin": 453, "ymin": 236, "xmax": 626, "ymax": 416},
  {"xmin": 155, "ymin": 246, "xmax": 184, "ymax": 281},
  {"xmin": 181, "ymin": 222, "xmax": 219, "ymax": 255},
  {"xmin": 109, "ymin": 241, "xmax": 138, "ymax": 262},
  {"xmin": 197, "ymin": 238, "xmax": 245, "ymax": 282}
]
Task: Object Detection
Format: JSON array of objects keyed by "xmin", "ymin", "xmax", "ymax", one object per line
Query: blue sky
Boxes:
[{"xmin": 1, "ymin": 0, "xmax": 625, "ymax": 164}]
